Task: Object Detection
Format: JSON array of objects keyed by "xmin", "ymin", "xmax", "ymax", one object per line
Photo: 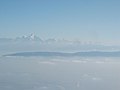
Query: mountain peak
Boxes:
[
  {"xmin": 16, "ymin": 34, "xmax": 42, "ymax": 41},
  {"xmin": 29, "ymin": 33, "xmax": 36, "ymax": 39}
]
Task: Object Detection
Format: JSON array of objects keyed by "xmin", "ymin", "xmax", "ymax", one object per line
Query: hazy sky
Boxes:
[{"xmin": 0, "ymin": 0, "xmax": 120, "ymax": 42}]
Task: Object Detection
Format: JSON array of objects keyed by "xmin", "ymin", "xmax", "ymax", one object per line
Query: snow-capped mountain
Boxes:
[
  {"xmin": 0, "ymin": 34, "xmax": 120, "ymax": 52},
  {"xmin": 15, "ymin": 34, "xmax": 43, "ymax": 42}
]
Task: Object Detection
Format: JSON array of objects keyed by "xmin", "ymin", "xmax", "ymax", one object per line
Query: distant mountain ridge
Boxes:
[
  {"xmin": 4, "ymin": 51, "xmax": 120, "ymax": 57},
  {"xmin": 0, "ymin": 34, "xmax": 100, "ymax": 45},
  {"xmin": 1, "ymin": 34, "xmax": 120, "ymax": 52}
]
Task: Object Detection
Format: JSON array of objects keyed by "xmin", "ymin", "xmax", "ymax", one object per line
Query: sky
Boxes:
[{"xmin": 0, "ymin": 0, "xmax": 120, "ymax": 43}]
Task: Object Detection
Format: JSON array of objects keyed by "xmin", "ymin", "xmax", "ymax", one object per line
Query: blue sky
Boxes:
[{"xmin": 0, "ymin": 0, "xmax": 120, "ymax": 43}]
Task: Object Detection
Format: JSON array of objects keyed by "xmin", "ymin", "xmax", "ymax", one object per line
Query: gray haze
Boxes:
[
  {"xmin": 0, "ymin": 56, "xmax": 120, "ymax": 90},
  {"xmin": 0, "ymin": 36, "xmax": 120, "ymax": 90}
]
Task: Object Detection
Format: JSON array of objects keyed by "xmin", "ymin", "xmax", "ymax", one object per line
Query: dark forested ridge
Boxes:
[{"xmin": 4, "ymin": 51, "xmax": 120, "ymax": 57}]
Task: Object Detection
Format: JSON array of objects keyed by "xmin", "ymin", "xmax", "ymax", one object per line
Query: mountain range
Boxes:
[
  {"xmin": 1, "ymin": 34, "xmax": 120, "ymax": 52},
  {"xmin": 4, "ymin": 51, "xmax": 120, "ymax": 57},
  {"xmin": 0, "ymin": 34, "xmax": 99, "ymax": 45}
]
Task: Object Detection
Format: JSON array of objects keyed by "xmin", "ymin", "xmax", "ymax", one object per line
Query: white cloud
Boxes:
[
  {"xmin": 38, "ymin": 61, "xmax": 56, "ymax": 65},
  {"xmin": 71, "ymin": 60, "xmax": 87, "ymax": 63}
]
